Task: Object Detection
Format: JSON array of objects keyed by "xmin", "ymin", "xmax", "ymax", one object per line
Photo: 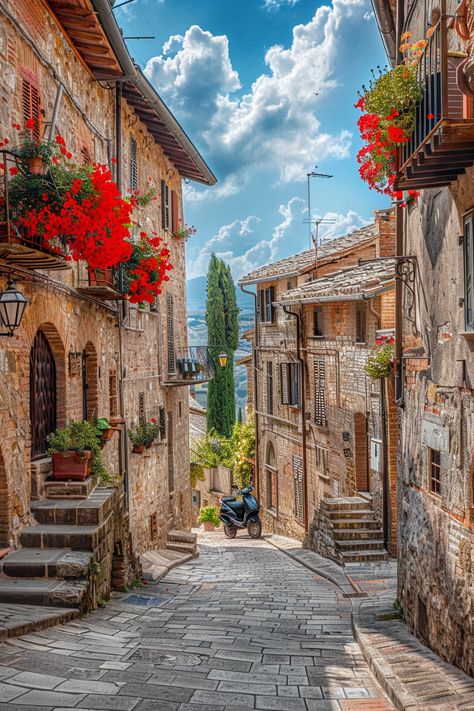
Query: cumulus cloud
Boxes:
[
  {"xmin": 263, "ymin": 0, "xmax": 300, "ymax": 10},
  {"xmin": 145, "ymin": 0, "xmax": 369, "ymax": 195}
]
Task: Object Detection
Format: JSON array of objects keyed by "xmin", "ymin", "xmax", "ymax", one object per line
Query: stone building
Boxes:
[
  {"xmin": 371, "ymin": 0, "xmax": 474, "ymax": 676},
  {"xmin": 239, "ymin": 210, "xmax": 398, "ymax": 558},
  {"xmin": 0, "ymin": 0, "xmax": 214, "ymax": 610}
]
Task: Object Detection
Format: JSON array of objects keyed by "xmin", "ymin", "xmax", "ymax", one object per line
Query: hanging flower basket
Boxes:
[{"xmin": 365, "ymin": 342, "xmax": 395, "ymax": 379}]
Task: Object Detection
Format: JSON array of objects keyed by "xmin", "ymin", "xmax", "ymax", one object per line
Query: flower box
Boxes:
[{"xmin": 52, "ymin": 450, "xmax": 92, "ymax": 480}]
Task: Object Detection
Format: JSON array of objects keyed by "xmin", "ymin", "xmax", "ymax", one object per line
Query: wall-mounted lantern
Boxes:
[
  {"xmin": 217, "ymin": 352, "xmax": 229, "ymax": 368},
  {"xmin": 0, "ymin": 278, "xmax": 28, "ymax": 336}
]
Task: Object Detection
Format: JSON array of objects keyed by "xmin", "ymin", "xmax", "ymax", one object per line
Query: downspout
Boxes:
[
  {"xmin": 395, "ymin": 205, "xmax": 404, "ymax": 404},
  {"xmin": 365, "ymin": 297, "xmax": 389, "ymax": 550},
  {"xmin": 282, "ymin": 305, "xmax": 308, "ymax": 533},
  {"xmin": 240, "ymin": 284, "xmax": 260, "ymax": 501},
  {"xmin": 115, "ymin": 83, "xmax": 129, "ymax": 503}
]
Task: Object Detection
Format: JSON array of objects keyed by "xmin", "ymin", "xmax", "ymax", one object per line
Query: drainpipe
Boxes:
[
  {"xmin": 115, "ymin": 83, "xmax": 129, "ymax": 503},
  {"xmin": 395, "ymin": 205, "xmax": 404, "ymax": 404},
  {"xmin": 240, "ymin": 284, "xmax": 260, "ymax": 501},
  {"xmin": 282, "ymin": 305, "xmax": 308, "ymax": 533},
  {"xmin": 365, "ymin": 297, "xmax": 389, "ymax": 550}
]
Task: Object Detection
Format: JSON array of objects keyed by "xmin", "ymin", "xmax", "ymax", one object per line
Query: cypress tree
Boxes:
[{"xmin": 206, "ymin": 255, "xmax": 239, "ymax": 437}]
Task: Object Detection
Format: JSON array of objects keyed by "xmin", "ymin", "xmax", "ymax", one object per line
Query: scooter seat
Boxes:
[
  {"xmin": 221, "ymin": 496, "xmax": 236, "ymax": 503},
  {"xmin": 226, "ymin": 500, "xmax": 245, "ymax": 515}
]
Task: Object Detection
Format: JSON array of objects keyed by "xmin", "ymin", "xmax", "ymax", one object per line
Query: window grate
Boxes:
[
  {"xmin": 429, "ymin": 448, "xmax": 441, "ymax": 495},
  {"xmin": 293, "ymin": 455, "xmax": 304, "ymax": 523},
  {"xmin": 161, "ymin": 180, "xmax": 170, "ymax": 231},
  {"xmin": 314, "ymin": 359, "xmax": 327, "ymax": 427}
]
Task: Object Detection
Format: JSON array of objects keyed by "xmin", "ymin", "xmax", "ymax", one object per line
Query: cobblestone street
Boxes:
[{"xmin": 0, "ymin": 532, "xmax": 393, "ymax": 711}]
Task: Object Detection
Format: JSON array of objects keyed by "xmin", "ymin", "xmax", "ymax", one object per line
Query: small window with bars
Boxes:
[
  {"xmin": 258, "ymin": 287, "xmax": 274, "ymax": 323},
  {"xmin": 313, "ymin": 306, "xmax": 323, "ymax": 337},
  {"xmin": 266, "ymin": 361, "xmax": 273, "ymax": 415},
  {"xmin": 166, "ymin": 293, "xmax": 175, "ymax": 374},
  {"xmin": 161, "ymin": 180, "xmax": 170, "ymax": 231},
  {"xmin": 109, "ymin": 372, "xmax": 118, "ymax": 418},
  {"xmin": 22, "ymin": 76, "xmax": 41, "ymax": 141},
  {"xmin": 464, "ymin": 212, "xmax": 474, "ymax": 331},
  {"xmin": 129, "ymin": 136, "xmax": 138, "ymax": 191},
  {"xmin": 314, "ymin": 359, "xmax": 327, "ymax": 427},
  {"xmin": 293, "ymin": 454, "xmax": 304, "ymax": 524},
  {"xmin": 280, "ymin": 362, "xmax": 299, "ymax": 407},
  {"xmin": 429, "ymin": 448, "xmax": 441, "ymax": 495},
  {"xmin": 356, "ymin": 304, "xmax": 366, "ymax": 343}
]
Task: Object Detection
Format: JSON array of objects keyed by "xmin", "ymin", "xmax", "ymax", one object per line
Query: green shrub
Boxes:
[
  {"xmin": 365, "ymin": 343, "xmax": 394, "ymax": 379},
  {"xmin": 197, "ymin": 505, "xmax": 221, "ymax": 527},
  {"xmin": 47, "ymin": 420, "xmax": 108, "ymax": 482},
  {"xmin": 129, "ymin": 421, "xmax": 159, "ymax": 448}
]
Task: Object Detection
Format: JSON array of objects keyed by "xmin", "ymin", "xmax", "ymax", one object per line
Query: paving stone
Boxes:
[
  {"xmin": 255, "ymin": 695, "xmax": 307, "ymax": 710},
  {"xmin": 7, "ymin": 671, "xmax": 64, "ymax": 689},
  {"xmin": 77, "ymin": 695, "xmax": 140, "ymax": 710},
  {"xmin": 11, "ymin": 689, "xmax": 86, "ymax": 706}
]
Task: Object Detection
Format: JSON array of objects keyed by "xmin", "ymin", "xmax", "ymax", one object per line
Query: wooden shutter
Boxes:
[
  {"xmin": 171, "ymin": 190, "xmax": 179, "ymax": 234},
  {"xmin": 161, "ymin": 180, "xmax": 170, "ymax": 231},
  {"xmin": 129, "ymin": 137, "xmax": 138, "ymax": 191},
  {"xmin": 292, "ymin": 363, "xmax": 300, "ymax": 407},
  {"xmin": 464, "ymin": 215, "xmax": 474, "ymax": 330},
  {"xmin": 166, "ymin": 293, "xmax": 175, "ymax": 374},
  {"xmin": 138, "ymin": 392, "xmax": 145, "ymax": 423},
  {"xmin": 280, "ymin": 363, "xmax": 289, "ymax": 404},
  {"xmin": 314, "ymin": 359, "xmax": 327, "ymax": 427},
  {"xmin": 266, "ymin": 362, "xmax": 273, "ymax": 415},
  {"xmin": 159, "ymin": 406, "xmax": 166, "ymax": 440},
  {"xmin": 293, "ymin": 455, "xmax": 304, "ymax": 523},
  {"xmin": 22, "ymin": 77, "xmax": 41, "ymax": 141},
  {"xmin": 267, "ymin": 287, "xmax": 275, "ymax": 322}
]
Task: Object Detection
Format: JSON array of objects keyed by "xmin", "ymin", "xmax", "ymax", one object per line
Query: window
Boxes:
[
  {"xmin": 258, "ymin": 287, "xmax": 274, "ymax": 323},
  {"xmin": 429, "ymin": 448, "xmax": 441, "ymax": 494},
  {"xmin": 161, "ymin": 180, "xmax": 170, "ymax": 231},
  {"xmin": 266, "ymin": 361, "xmax": 273, "ymax": 415},
  {"xmin": 81, "ymin": 145, "xmax": 92, "ymax": 165},
  {"xmin": 166, "ymin": 293, "xmax": 175, "ymax": 374},
  {"xmin": 314, "ymin": 359, "xmax": 327, "ymax": 427},
  {"xmin": 265, "ymin": 442, "xmax": 277, "ymax": 512},
  {"xmin": 159, "ymin": 406, "xmax": 166, "ymax": 440},
  {"xmin": 316, "ymin": 446, "xmax": 329, "ymax": 478},
  {"xmin": 138, "ymin": 392, "xmax": 145, "ymax": 423},
  {"xmin": 129, "ymin": 137, "xmax": 138, "ymax": 191},
  {"xmin": 22, "ymin": 76, "xmax": 40, "ymax": 141},
  {"xmin": 356, "ymin": 304, "xmax": 366, "ymax": 343},
  {"xmin": 464, "ymin": 212, "xmax": 474, "ymax": 330},
  {"xmin": 109, "ymin": 371, "xmax": 118, "ymax": 418},
  {"xmin": 280, "ymin": 362, "xmax": 299, "ymax": 407},
  {"xmin": 313, "ymin": 306, "xmax": 323, "ymax": 337},
  {"xmin": 171, "ymin": 190, "xmax": 179, "ymax": 234},
  {"xmin": 293, "ymin": 454, "xmax": 304, "ymax": 523}
]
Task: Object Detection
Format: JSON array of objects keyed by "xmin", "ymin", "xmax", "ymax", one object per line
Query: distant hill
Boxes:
[{"xmin": 187, "ymin": 275, "xmax": 254, "ymax": 313}]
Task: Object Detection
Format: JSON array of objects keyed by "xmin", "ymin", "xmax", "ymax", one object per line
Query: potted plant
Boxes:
[
  {"xmin": 365, "ymin": 341, "xmax": 395, "ymax": 379},
  {"xmin": 94, "ymin": 417, "xmax": 114, "ymax": 446},
  {"xmin": 198, "ymin": 505, "xmax": 221, "ymax": 532},
  {"xmin": 11, "ymin": 126, "xmax": 56, "ymax": 175},
  {"xmin": 47, "ymin": 420, "xmax": 108, "ymax": 481},
  {"xmin": 129, "ymin": 420, "xmax": 159, "ymax": 453},
  {"xmin": 172, "ymin": 224, "xmax": 196, "ymax": 241}
]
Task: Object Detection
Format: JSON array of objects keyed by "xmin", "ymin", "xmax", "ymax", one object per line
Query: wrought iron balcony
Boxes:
[
  {"xmin": 0, "ymin": 150, "xmax": 70, "ymax": 271},
  {"xmin": 164, "ymin": 346, "xmax": 215, "ymax": 386},
  {"xmin": 77, "ymin": 267, "xmax": 127, "ymax": 301},
  {"xmin": 396, "ymin": 9, "xmax": 474, "ymax": 191}
]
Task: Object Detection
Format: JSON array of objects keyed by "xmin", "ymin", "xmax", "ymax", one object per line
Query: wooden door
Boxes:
[
  {"xmin": 354, "ymin": 413, "xmax": 369, "ymax": 491},
  {"xmin": 30, "ymin": 330, "xmax": 56, "ymax": 459}
]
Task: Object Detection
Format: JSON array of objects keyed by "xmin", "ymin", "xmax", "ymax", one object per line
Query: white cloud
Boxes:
[
  {"xmin": 263, "ymin": 0, "xmax": 300, "ymax": 10},
  {"xmin": 145, "ymin": 0, "xmax": 369, "ymax": 196}
]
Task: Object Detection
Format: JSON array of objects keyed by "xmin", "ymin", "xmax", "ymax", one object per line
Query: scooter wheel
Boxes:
[
  {"xmin": 224, "ymin": 524, "xmax": 237, "ymax": 539},
  {"xmin": 247, "ymin": 519, "xmax": 262, "ymax": 539}
]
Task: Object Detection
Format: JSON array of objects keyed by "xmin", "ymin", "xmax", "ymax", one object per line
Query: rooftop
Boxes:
[
  {"xmin": 278, "ymin": 258, "xmax": 396, "ymax": 305},
  {"xmin": 239, "ymin": 223, "xmax": 378, "ymax": 285}
]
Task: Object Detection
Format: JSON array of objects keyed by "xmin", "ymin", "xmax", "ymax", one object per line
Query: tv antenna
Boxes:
[{"xmin": 306, "ymin": 168, "xmax": 333, "ymax": 249}]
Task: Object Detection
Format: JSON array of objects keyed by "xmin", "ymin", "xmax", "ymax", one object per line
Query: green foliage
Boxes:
[
  {"xmin": 12, "ymin": 133, "xmax": 57, "ymax": 162},
  {"xmin": 206, "ymin": 254, "xmax": 240, "ymax": 437},
  {"xmin": 365, "ymin": 64, "xmax": 422, "ymax": 137},
  {"xmin": 365, "ymin": 343, "xmax": 394, "ymax": 379},
  {"xmin": 47, "ymin": 420, "xmax": 109, "ymax": 482},
  {"xmin": 393, "ymin": 598, "xmax": 405, "ymax": 621},
  {"xmin": 129, "ymin": 421, "xmax": 159, "ymax": 448},
  {"xmin": 197, "ymin": 505, "xmax": 221, "ymax": 526},
  {"xmin": 94, "ymin": 417, "xmax": 111, "ymax": 431},
  {"xmin": 191, "ymin": 431, "xmax": 233, "ymax": 469},
  {"xmin": 237, "ymin": 407, "xmax": 243, "ymax": 424},
  {"xmin": 190, "ymin": 461, "xmax": 205, "ymax": 487}
]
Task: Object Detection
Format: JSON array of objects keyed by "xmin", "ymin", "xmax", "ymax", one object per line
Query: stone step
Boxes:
[
  {"xmin": 31, "ymin": 488, "xmax": 116, "ymax": 526},
  {"xmin": 20, "ymin": 520, "xmax": 110, "ymax": 551},
  {"xmin": 326, "ymin": 508, "xmax": 374, "ymax": 519},
  {"xmin": 0, "ymin": 578, "xmax": 89, "ymax": 608},
  {"xmin": 43, "ymin": 476, "xmax": 98, "ymax": 500},
  {"xmin": 332, "ymin": 528, "xmax": 385, "ymax": 541},
  {"xmin": 165, "ymin": 541, "xmax": 196, "ymax": 554},
  {"xmin": 335, "ymin": 539, "xmax": 386, "ymax": 551},
  {"xmin": 329, "ymin": 517, "xmax": 380, "ymax": 528},
  {"xmin": 322, "ymin": 497, "xmax": 371, "ymax": 511},
  {"xmin": 341, "ymin": 549, "xmax": 388, "ymax": 562},
  {"xmin": 1, "ymin": 549, "xmax": 92, "ymax": 579},
  {"xmin": 167, "ymin": 530, "xmax": 197, "ymax": 545}
]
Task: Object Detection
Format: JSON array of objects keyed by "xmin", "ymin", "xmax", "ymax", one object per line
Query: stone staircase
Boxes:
[
  {"xmin": 307, "ymin": 496, "xmax": 388, "ymax": 564},
  {"xmin": 0, "ymin": 484, "xmax": 116, "ymax": 612},
  {"xmin": 141, "ymin": 529, "xmax": 198, "ymax": 581}
]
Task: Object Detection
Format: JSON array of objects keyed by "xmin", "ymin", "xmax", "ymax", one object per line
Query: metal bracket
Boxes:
[{"xmin": 395, "ymin": 256, "xmax": 417, "ymax": 326}]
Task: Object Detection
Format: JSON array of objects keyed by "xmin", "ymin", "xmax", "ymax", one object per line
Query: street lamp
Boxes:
[
  {"xmin": 0, "ymin": 278, "xmax": 28, "ymax": 336},
  {"xmin": 217, "ymin": 352, "xmax": 228, "ymax": 368}
]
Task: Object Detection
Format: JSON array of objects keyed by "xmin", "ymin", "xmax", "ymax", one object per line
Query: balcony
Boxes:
[
  {"xmin": 0, "ymin": 151, "xmax": 70, "ymax": 271},
  {"xmin": 164, "ymin": 346, "xmax": 215, "ymax": 387},
  {"xmin": 77, "ymin": 267, "xmax": 127, "ymax": 301},
  {"xmin": 396, "ymin": 13, "xmax": 474, "ymax": 191}
]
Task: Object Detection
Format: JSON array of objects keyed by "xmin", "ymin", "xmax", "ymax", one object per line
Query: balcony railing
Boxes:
[
  {"xmin": 164, "ymin": 346, "xmax": 215, "ymax": 386},
  {"xmin": 396, "ymin": 3, "xmax": 474, "ymax": 190},
  {"xmin": 77, "ymin": 267, "xmax": 127, "ymax": 301},
  {"xmin": 0, "ymin": 150, "xmax": 70, "ymax": 271}
]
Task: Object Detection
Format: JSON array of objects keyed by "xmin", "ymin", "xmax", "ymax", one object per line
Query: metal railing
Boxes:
[{"xmin": 167, "ymin": 346, "xmax": 215, "ymax": 384}]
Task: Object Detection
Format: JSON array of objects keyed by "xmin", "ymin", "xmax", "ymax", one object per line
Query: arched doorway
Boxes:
[
  {"xmin": 81, "ymin": 342, "xmax": 98, "ymax": 422},
  {"xmin": 265, "ymin": 441, "xmax": 277, "ymax": 513},
  {"xmin": 354, "ymin": 412, "xmax": 369, "ymax": 491},
  {"xmin": 30, "ymin": 330, "xmax": 57, "ymax": 459}
]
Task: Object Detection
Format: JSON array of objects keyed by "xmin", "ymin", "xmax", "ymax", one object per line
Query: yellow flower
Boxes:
[
  {"xmin": 401, "ymin": 31, "xmax": 412, "ymax": 41},
  {"xmin": 399, "ymin": 42, "xmax": 410, "ymax": 52}
]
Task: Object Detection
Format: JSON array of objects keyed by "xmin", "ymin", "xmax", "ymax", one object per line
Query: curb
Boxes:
[{"xmin": 267, "ymin": 536, "xmax": 416, "ymax": 711}]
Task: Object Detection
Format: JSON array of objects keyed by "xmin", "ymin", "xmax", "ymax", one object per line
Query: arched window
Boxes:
[{"xmin": 265, "ymin": 442, "xmax": 277, "ymax": 513}]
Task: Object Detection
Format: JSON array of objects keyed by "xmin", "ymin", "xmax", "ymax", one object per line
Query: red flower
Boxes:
[
  {"xmin": 11, "ymin": 123, "xmax": 21, "ymax": 131},
  {"xmin": 60, "ymin": 146, "xmax": 67, "ymax": 155},
  {"xmin": 9, "ymin": 167, "xmax": 19, "ymax": 176},
  {"xmin": 25, "ymin": 118, "xmax": 36, "ymax": 129},
  {"xmin": 42, "ymin": 193, "xmax": 49, "ymax": 201},
  {"xmin": 52, "ymin": 157, "xmax": 58, "ymax": 164},
  {"xmin": 408, "ymin": 190, "xmax": 420, "ymax": 199},
  {"xmin": 427, "ymin": 113, "xmax": 434, "ymax": 120},
  {"xmin": 151, "ymin": 418, "xmax": 157, "ymax": 423},
  {"xmin": 111, "ymin": 157, "xmax": 117, "ymax": 165},
  {"xmin": 66, "ymin": 152, "xmax": 72, "ymax": 160},
  {"xmin": 55, "ymin": 135, "xmax": 66, "ymax": 146},
  {"xmin": 3, "ymin": 138, "xmax": 9, "ymax": 145}
]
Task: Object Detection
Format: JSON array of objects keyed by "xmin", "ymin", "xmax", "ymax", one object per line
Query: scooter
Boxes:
[{"xmin": 219, "ymin": 484, "xmax": 262, "ymax": 539}]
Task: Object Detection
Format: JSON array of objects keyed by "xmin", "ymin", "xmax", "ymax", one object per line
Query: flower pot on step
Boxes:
[
  {"xmin": 27, "ymin": 157, "xmax": 47, "ymax": 175},
  {"xmin": 203, "ymin": 521, "xmax": 215, "ymax": 532},
  {"xmin": 52, "ymin": 450, "xmax": 92, "ymax": 480}
]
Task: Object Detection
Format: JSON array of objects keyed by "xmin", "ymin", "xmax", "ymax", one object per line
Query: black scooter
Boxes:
[{"xmin": 219, "ymin": 485, "xmax": 262, "ymax": 539}]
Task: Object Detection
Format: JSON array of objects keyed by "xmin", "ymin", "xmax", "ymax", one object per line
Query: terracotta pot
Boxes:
[
  {"xmin": 27, "ymin": 157, "xmax": 47, "ymax": 175},
  {"xmin": 132, "ymin": 444, "xmax": 145, "ymax": 454},
  {"xmin": 52, "ymin": 450, "xmax": 92, "ymax": 480},
  {"xmin": 203, "ymin": 521, "xmax": 215, "ymax": 532},
  {"xmin": 100, "ymin": 428, "xmax": 114, "ymax": 443}
]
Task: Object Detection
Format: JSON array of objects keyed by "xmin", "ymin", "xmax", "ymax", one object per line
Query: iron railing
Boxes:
[{"xmin": 166, "ymin": 346, "xmax": 215, "ymax": 384}]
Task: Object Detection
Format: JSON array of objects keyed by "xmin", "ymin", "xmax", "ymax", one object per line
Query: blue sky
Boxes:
[{"xmin": 114, "ymin": 0, "xmax": 390, "ymax": 282}]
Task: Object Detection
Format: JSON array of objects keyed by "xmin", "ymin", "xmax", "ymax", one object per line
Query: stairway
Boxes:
[
  {"xmin": 141, "ymin": 529, "xmax": 198, "ymax": 581},
  {"xmin": 0, "ymin": 485, "xmax": 116, "ymax": 611},
  {"xmin": 308, "ymin": 497, "xmax": 388, "ymax": 564}
]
